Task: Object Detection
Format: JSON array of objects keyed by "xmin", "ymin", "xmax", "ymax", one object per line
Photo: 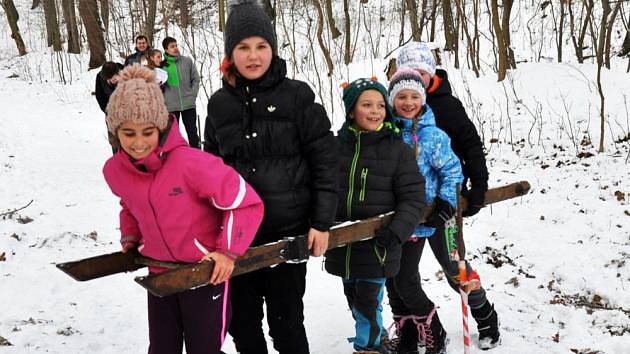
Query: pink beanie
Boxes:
[{"xmin": 106, "ymin": 65, "xmax": 169, "ymax": 133}]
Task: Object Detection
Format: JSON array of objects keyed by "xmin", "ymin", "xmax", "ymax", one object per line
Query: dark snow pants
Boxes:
[
  {"xmin": 386, "ymin": 226, "xmax": 489, "ymax": 317},
  {"xmin": 228, "ymin": 262, "xmax": 309, "ymax": 354},
  {"xmin": 147, "ymin": 282, "xmax": 230, "ymax": 354},
  {"xmin": 172, "ymin": 108, "xmax": 200, "ymax": 148},
  {"xmin": 343, "ymin": 278, "xmax": 387, "ymax": 351}
]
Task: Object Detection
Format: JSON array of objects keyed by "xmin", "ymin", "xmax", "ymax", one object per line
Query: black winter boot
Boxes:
[
  {"xmin": 472, "ymin": 302, "xmax": 501, "ymax": 350},
  {"xmin": 418, "ymin": 307, "xmax": 447, "ymax": 354},
  {"xmin": 385, "ymin": 315, "xmax": 419, "ymax": 354}
]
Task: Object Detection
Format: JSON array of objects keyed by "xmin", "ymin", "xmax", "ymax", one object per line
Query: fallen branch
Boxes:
[
  {"xmin": 573, "ymin": 301, "xmax": 630, "ymax": 316},
  {"xmin": 0, "ymin": 199, "xmax": 34, "ymax": 217}
]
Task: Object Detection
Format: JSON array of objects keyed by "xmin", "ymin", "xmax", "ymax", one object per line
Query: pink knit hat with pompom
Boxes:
[{"xmin": 106, "ymin": 64, "xmax": 169, "ymax": 133}]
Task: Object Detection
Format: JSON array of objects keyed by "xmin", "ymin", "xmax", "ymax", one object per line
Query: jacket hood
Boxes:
[
  {"xmin": 116, "ymin": 115, "xmax": 188, "ymax": 174},
  {"xmin": 429, "ymin": 69, "xmax": 452, "ymax": 97},
  {"xmin": 393, "ymin": 104, "xmax": 436, "ymax": 130}
]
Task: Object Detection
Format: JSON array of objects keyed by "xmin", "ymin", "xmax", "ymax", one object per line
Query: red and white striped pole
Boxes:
[
  {"xmin": 458, "ymin": 259, "xmax": 471, "ymax": 354},
  {"xmin": 455, "ymin": 184, "xmax": 471, "ymax": 354}
]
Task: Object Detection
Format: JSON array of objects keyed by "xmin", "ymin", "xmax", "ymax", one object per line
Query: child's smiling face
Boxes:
[
  {"xmin": 150, "ymin": 52, "xmax": 163, "ymax": 66},
  {"xmin": 117, "ymin": 121, "xmax": 160, "ymax": 160},
  {"xmin": 349, "ymin": 90, "xmax": 387, "ymax": 132},
  {"xmin": 393, "ymin": 89, "xmax": 423, "ymax": 120}
]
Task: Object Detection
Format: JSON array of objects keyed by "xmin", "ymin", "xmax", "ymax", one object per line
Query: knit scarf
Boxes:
[{"xmin": 164, "ymin": 54, "xmax": 180, "ymax": 87}]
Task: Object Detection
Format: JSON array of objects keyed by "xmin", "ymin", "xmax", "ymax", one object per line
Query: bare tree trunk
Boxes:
[
  {"xmin": 568, "ymin": 0, "xmax": 578, "ymax": 61},
  {"xmin": 455, "ymin": 0, "xmax": 479, "ymax": 76},
  {"xmin": 595, "ymin": 0, "xmax": 612, "ymax": 153},
  {"xmin": 61, "ymin": 0, "xmax": 81, "ymax": 53},
  {"xmin": 554, "ymin": 0, "xmax": 566, "ymax": 62},
  {"xmin": 43, "ymin": 0, "xmax": 63, "ymax": 51},
  {"xmin": 442, "ymin": 0, "xmax": 457, "ymax": 51},
  {"xmin": 178, "ymin": 0, "xmax": 188, "ymax": 27},
  {"xmin": 619, "ymin": 7, "xmax": 630, "ymax": 57},
  {"xmin": 429, "ymin": 0, "xmax": 438, "ymax": 41},
  {"xmin": 160, "ymin": 0, "xmax": 169, "ymax": 37},
  {"xmin": 621, "ymin": 30, "xmax": 630, "ymax": 57},
  {"xmin": 31, "ymin": 0, "xmax": 41, "ymax": 9},
  {"xmin": 418, "ymin": 0, "xmax": 428, "ymax": 40},
  {"xmin": 218, "ymin": 0, "xmax": 225, "ymax": 31},
  {"xmin": 263, "ymin": 0, "xmax": 276, "ymax": 27},
  {"xmin": 324, "ymin": 0, "xmax": 341, "ymax": 39},
  {"xmin": 473, "ymin": 0, "xmax": 481, "ymax": 69},
  {"xmin": 569, "ymin": 0, "xmax": 594, "ymax": 63},
  {"xmin": 399, "ymin": 0, "xmax": 406, "ymax": 45},
  {"xmin": 79, "ymin": 0, "xmax": 106, "ymax": 69},
  {"xmin": 1, "ymin": 0, "xmax": 27, "ymax": 55},
  {"xmin": 312, "ymin": 0, "xmax": 333, "ymax": 75},
  {"xmin": 100, "ymin": 0, "xmax": 108, "ymax": 33},
  {"xmin": 343, "ymin": 0, "xmax": 352, "ymax": 64},
  {"xmin": 502, "ymin": 0, "xmax": 515, "ymax": 69},
  {"xmin": 604, "ymin": 3, "xmax": 620, "ymax": 69},
  {"xmin": 145, "ymin": 0, "xmax": 157, "ymax": 44},
  {"xmin": 406, "ymin": 0, "xmax": 421, "ymax": 40},
  {"xmin": 490, "ymin": 0, "xmax": 514, "ymax": 81}
]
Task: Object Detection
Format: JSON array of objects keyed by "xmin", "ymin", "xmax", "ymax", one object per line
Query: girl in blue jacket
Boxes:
[{"xmin": 385, "ymin": 68, "xmax": 464, "ymax": 354}]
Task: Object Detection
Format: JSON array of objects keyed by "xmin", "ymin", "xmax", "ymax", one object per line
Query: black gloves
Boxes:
[
  {"xmin": 374, "ymin": 227, "xmax": 399, "ymax": 249},
  {"xmin": 462, "ymin": 187, "xmax": 485, "ymax": 217},
  {"xmin": 425, "ymin": 197, "xmax": 455, "ymax": 228}
]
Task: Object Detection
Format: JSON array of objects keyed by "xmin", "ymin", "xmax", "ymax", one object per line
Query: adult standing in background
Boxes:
[
  {"xmin": 162, "ymin": 37, "xmax": 201, "ymax": 148},
  {"xmin": 124, "ymin": 35, "xmax": 150, "ymax": 66}
]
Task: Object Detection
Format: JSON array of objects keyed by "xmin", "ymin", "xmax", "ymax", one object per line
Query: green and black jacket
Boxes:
[{"xmin": 325, "ymin": 122, "xmax": 426, "ymax": 279}]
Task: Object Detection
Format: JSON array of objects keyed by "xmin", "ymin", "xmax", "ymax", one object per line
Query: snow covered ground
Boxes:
[{"xmin": 1, "ymin": 55, "xmax": 628, "ymax": 354}]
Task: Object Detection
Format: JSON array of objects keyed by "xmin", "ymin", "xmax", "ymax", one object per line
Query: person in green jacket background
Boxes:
[{"xmin": 162, "ymin": 37, "xmax": 201, "ymax": 148}]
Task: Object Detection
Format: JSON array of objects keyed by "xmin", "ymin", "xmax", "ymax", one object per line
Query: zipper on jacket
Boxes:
[
  {"xmin": 344, "ymin": 243, "xmax": 352, "ymax": 279},
  {"xmin": 359, "ymin": 168, "xmax": 368, "ymax": 202},
  {"xmin": 374, "ymin": 244, "xmax": 387, "ymax": 266},
  {"xmin": 346, "ymin": 133, "xmax": 362, "ymax": 218}
]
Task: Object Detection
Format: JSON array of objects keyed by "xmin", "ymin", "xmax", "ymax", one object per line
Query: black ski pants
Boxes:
[
  {"xmin": 386, "ymin": 227, "xmax": 489, "ymax": 317},
  {"xmin": 228, "ymin": 262, "xmax": 309, "ymax": 354},
  {"xmin": 172, "ymin": 108, "xmax": 200, "ymax": 148},
  {"xmin": 147, "ymin": 282, "xmax": 230, "ymax": 354}
]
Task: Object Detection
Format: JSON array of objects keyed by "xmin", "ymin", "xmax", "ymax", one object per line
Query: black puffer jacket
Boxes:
[
  {"xmin": 325, "ymin": 123, "xmax": 425, "ymax": 279},
  {"xmin": 427, "ymin": 69, "xmax": 488, "ymax": 193},
  {"xmin": 204, "ymin": 57, "xmax": 338, "ymax": 245}
]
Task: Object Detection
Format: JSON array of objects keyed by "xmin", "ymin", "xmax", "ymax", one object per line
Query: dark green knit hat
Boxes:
[{"xmin": 342, "ymin": 77, "xmax": 393, "ymax": 121}]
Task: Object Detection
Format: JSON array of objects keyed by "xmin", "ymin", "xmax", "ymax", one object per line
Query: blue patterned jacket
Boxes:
[{"xmin": 394, "ymin": 105, "xmax": 463, "ymax": 237}]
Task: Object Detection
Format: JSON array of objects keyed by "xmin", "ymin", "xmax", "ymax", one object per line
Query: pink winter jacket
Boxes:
[{"xmin": 103, "ymin": 119, "xmax": 264, "ymax": 270}]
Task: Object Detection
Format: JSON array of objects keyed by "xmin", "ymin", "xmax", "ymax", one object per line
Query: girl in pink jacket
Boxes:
[{"xmin": 103, "ymin": 65, "xmax": 264, "ymax": 354}]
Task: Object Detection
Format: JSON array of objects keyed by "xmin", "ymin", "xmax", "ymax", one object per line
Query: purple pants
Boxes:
[{"xmin": 147, "ymin": 281, "xmax": 230, "ymax": 354}]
